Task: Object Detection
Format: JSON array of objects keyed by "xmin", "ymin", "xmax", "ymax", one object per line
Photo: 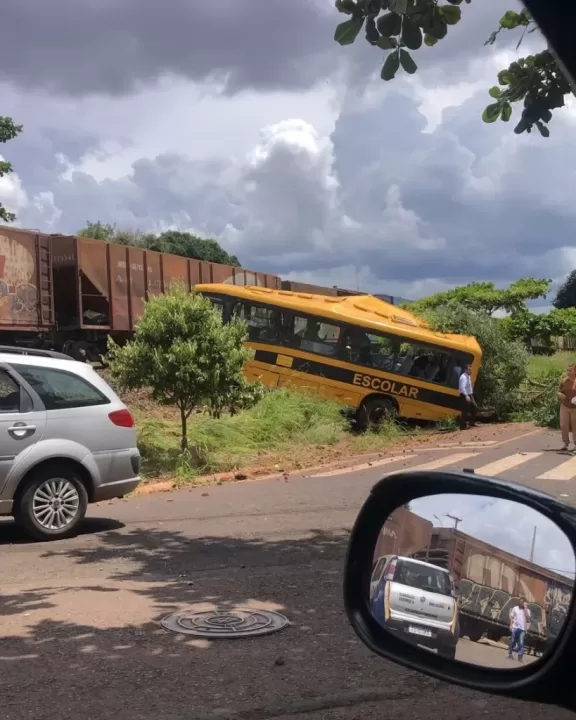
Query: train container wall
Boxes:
[
  {"xmin": 375, "ymin": 507, "xmax": 433, "ymax": 560},
  {"xmin": 433, "ymin": 530, "xmax": 573, "ymax": 638},
  {"xmin": 0, "ymin": 226, "xmax": 53, "ymax": 331},
  {"xmin": 50, "ymin": 234, "xmax": 281, "ymax": 334}
]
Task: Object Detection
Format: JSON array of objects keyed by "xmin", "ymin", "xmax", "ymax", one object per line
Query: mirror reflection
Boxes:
[{"xmin": 370, "ymin": 494, "xmax": 575, "ymax": 668}]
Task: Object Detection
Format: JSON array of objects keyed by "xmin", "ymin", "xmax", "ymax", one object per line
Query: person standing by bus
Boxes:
[{"xmin": 458, "ymin": 364, "xmax": 477, "ymax": 430}]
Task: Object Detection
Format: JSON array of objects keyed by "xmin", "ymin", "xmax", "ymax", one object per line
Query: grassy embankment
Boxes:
[{"xmin": 122, "ymin": 385, "xmax": 415, "ymax": 484}]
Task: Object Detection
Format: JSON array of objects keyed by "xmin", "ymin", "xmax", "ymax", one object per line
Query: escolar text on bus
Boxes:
[{"xmin": 352, "ymin": 372, "xmax": 419, "ymax": 399}]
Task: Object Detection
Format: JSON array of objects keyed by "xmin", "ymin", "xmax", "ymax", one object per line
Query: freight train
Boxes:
[{"xmin": 0, "ymin": 225, "xmax": 409, "ymax": 361}]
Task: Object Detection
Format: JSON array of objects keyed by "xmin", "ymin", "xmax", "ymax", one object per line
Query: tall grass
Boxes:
[
  {"xmin": 529, "ymin": 351, "xmax": 576, "ymax": 374},
  {"xmin": 136, "ymin": 388, "xmax": 405, "ymax": 480}
]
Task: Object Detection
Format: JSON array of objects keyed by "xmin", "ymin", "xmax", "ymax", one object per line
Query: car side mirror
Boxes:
[{"xmin": 343, "ymin": 469, "xmax": 576, "ymax": 711}]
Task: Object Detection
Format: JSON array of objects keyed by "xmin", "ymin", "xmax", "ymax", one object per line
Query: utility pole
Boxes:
[
  {"xmin": 445, "ymin": 513, "xmax": 462, "ymax": 530},
  {"xmin": 529, "ymin": 526, "xmax": 537, "ymax": 563}
]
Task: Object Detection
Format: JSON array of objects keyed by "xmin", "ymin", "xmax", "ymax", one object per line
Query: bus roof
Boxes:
[{"xmin": 197, "ymin": 284, "xmax": 481, "ymax": 356}]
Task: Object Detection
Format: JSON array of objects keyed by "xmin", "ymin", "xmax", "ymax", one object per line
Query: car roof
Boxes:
[{"xmin": 395, "ymin": 556, "xmax": 450, "ymax": 573}]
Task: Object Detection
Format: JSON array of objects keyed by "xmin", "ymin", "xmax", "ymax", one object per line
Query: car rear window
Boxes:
[
  {"xmin": 0, "ymin": 369, "xmax": 20, "ymax": 413},
  {"xmin": 393, "ymin": 559, "xmax": 451, "ymax": 597},
  {"xmin": 13, "ymin": 364, "xmax": 111, "ymax": 411}
]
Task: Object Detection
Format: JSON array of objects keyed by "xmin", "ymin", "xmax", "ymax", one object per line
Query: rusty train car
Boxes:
[
  {"xmin": 411, "ymin": 526, "xmax": 573, "ymax": 654},
  {"xmin": 0, "ymin": 226, "xmax": 280, "ymax": 360}
]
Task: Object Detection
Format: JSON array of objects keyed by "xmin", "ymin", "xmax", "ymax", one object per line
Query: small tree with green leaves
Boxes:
[
  {"xmin": 106, "ymin": 286, "xmax": 259, "ymax": 451},
  {"xmin": 0, "ymin": 116, "xmax": 23, "ymax": 222}
]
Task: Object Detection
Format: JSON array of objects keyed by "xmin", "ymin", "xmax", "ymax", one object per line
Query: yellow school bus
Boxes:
[{"xmin": 197, "ymin": 284, "xmax": 482, "ymax": 427}]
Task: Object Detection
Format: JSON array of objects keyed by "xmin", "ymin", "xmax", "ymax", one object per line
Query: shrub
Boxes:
[
  {"xmin": 524, "ymin": 365, "xmax": 563, "ymax": 429},
  {"xmin": 421, "ymin": 302, "xmax": 529, "ymax": 419}
]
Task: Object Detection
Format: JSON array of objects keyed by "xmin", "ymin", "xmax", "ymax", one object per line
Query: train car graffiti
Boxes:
[
  {"xmin": 458, "ymin": 578, "xmax": 545, "ymax": 635},
  {"xmin": 545, "ymin": 582, "xmax": 572, "ymax": 637}
]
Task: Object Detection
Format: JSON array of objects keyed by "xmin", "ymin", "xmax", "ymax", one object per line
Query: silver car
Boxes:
[{"xmin": 0, "ymin": 346, "xmax": 140, "ymax": 541}]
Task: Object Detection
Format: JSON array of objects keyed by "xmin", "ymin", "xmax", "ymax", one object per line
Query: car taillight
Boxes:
[{"xmin": 108, "ymin": 409, "xmax": 135, "ymax": 428}]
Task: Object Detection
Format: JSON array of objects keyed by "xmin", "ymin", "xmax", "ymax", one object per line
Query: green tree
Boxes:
[
  {"xmin": 77, "ymin": 221, "xmax": 156, "ymax": 247},
  {"xmin": 502, "ymin": 306, "xmax": 576, "ymax": 348},
  {"xmin": 78, "ymin": 224, "xmax": 241, "ymax": 266},
  {"xmin": 78, "ymin": 221, "xmax": 116, "ymax": 241},
  {"xmin": 106, "ymin": 286, "xmax": 258, "ymax": 451},
  {"xmin": 0, "ymin": 116, "xmax": 23, "ymax": 222},
  {"xmin": 553, "ymin": 270, "xmax": 576, "ymax": 310},
  {"xmin": 407, "ymin": 278, "xmax": 550, "ymax": 316},
  {"xmin": 334, "ymin": 2, "xmax": 572, "ymax": 137},
  {"xmin": 419, "ymin": 302, "xmax": 529, "ymax": 418},
  {"xmin": 147, "ymin": 230, "xmax": 241, "ymax": 266}
]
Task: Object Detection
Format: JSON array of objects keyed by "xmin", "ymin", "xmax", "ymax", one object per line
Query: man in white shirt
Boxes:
[
  {"xmin": 508, "ymin": 597, "xmax": 531, "ymax": 662},
  {"xmin": 458, "ymin": 364, "xmax": 477, "ymax": 430}
]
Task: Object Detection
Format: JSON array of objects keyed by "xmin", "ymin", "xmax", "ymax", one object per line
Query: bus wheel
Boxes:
[{"xmin": 357, "ymin": 396, "xmax": 397, "ymax": 430}]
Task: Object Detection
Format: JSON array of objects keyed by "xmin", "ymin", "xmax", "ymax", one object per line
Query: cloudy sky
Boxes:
[
  {"xmin": 411, "ymin": 493, "xmax": 575, "ymax": 579},
  {"xmin": 1, "ymin": 0, "xmax": 575, "ymax": 302}
]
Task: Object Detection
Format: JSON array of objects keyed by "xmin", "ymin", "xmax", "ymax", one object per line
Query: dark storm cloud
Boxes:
[
  {"xmin": 0, "ymin": 0, "xmax": 336, "ymax": 97},
  {"xmin": 1, "ymin": 0, "xmax": 539, "ymax": 98}
]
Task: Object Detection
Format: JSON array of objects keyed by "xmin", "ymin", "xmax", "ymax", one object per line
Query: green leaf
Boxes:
[
  {"xmin": 334, "ymin": 17, "xmax": 364, "ymax": 45},
  {"xmin": 376, "ymin": 35, "xmax": 397, "ymax": 49},
  {"xmin": 365, "ymin": 14, "xmax": 379, "ymax": 43},
  {"xmin": 497, "ymin": 70, "xmax": 512, "ymax": 85},
  {"xmin": 335, "ymin": 0, "xmax": 357, "ymax": 14},
  {"xmin": 424, "ymin": 33, "xmax": 438, "ymax": 47},
  {"xmin": 377, "ymin": 12, "xmax": 402, "ymax": 36},
  {"xmin": 482, "ymin": 103, "xmax": 501, "ymax": 123},
  {"xmin": 488, "ymin": 86, "xmax": 501, "ymax": 98},
  {"xmin": 499, "ymin": 10, "xmax": 524, "ymax": 29},
  {"xmin": 401, "ymin": 17, "xmax": 422, "ymax": 49},
  {"xmin": 399, "ymin": 49, "xmax": 418, "ymax": 74},
  {"xmin": 438, "ymin": 4, "xmax": 461, "ymax": 25},
  {"xmin": 381, "ymin": 51, "xmax": 400, "ymax": 80},
  {"xmin": 426, "ymin": 13, "xmax": 448, "ymax": 39},
  {"xmin": 501, "ymin": 103, "xmax": 512, "ymax": 122},
  {"xmin": 388, "ymin": 0, "xmax": 408, "ymax": 13}
]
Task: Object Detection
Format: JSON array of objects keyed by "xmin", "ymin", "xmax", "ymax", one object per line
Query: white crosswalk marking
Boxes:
[
  {"xmin": 537, "ymin": 455, "xmax": 576, "ymax": 481},
  {"xmin": 474, "ymin": 452, "xmax": 542, "ymax": 477},
  {"xmin": 311, "ymin": 454, "xmax": 417, "ymax": 478},
  {"xmin": 402, "ymin": 453, "xmax": 479, "ymax": 472}
]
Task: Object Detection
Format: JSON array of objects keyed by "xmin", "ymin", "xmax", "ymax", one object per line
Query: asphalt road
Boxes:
[{"xmin": 1, "ymin": 426, "xmax": 574, "ymax": 720}]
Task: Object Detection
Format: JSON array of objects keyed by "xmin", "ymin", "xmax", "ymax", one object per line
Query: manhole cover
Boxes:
[{"xmin": 161, "ymin": 607, "xmax": 290, "ymax": 638}]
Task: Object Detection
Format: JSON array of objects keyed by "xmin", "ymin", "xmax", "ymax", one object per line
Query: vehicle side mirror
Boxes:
[{"xmin": 343, "ymin": 469, "xmax": 576, "ymax": 711}]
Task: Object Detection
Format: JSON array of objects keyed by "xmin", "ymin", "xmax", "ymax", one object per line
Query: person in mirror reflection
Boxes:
[
  {"xmin": 557, "ymin": 364, "xmax": 576, "ymax": 451},
  {"xmin": 508, "ymin": 598, "xmax": 531, "ymax": 663},
  {"xmin": 458, "ymin": 364, "xmax": 477, "ymax": 430}
]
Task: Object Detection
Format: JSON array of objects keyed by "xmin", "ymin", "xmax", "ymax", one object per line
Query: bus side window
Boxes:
[
  {"xmin": 232, "ymin": 302, "xmax": 281, "ymax": 343},
  {"xmin": 284, "ymin": 315, "xmax": 341, "ymax": 357},
  {"xmin": 395, "ymin": 342, "xmax": 452, "ymax": 385},
  {"xmin": 340, "ymin": 328, "xmax": 399, "ymax": 370}
]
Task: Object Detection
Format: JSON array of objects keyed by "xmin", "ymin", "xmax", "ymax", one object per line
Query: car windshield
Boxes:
[{"xmin": 393, "ymin": 559, "xmax": 452, "ymax": 597}]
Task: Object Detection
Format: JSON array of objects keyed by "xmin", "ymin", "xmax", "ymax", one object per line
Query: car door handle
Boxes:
[{"xmin": 8, "ymin": 424, "xmax": 36, "ymax": 437}]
